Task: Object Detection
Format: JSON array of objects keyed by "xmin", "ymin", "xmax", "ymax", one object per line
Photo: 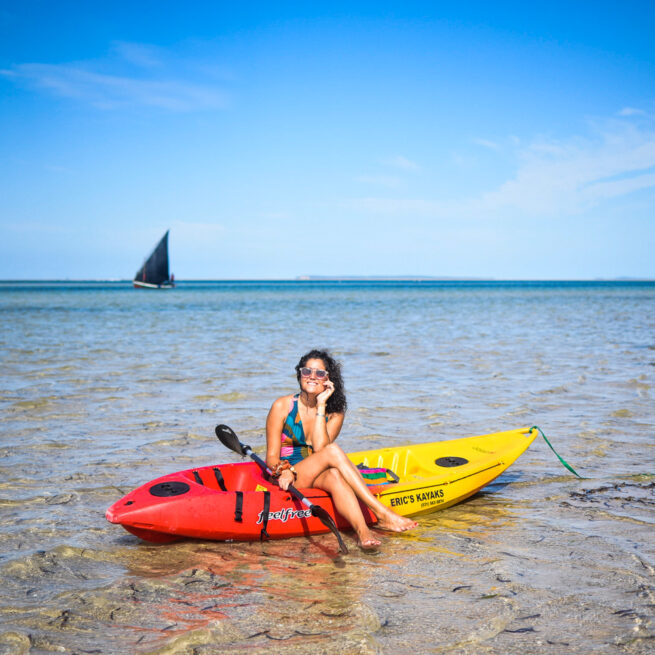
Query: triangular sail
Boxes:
[{"xmin": 134, "ymin": 231, "xmax": 170, "ymax": 285}]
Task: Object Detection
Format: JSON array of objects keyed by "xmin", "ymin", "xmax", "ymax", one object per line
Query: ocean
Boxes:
[{"xmin": 0, "ymin": 280, "xmax": 653, "ymax": 654}]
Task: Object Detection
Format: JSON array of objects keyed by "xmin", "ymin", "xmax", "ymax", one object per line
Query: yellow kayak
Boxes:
[{"xmin": 349, "ymin": 426, "xmax": 538, "ymax": 517}]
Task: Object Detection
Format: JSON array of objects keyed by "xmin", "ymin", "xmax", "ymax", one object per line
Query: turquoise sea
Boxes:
[{"xmin": 0, "ymin": 280, "xmax": 653, "ymax": 653}]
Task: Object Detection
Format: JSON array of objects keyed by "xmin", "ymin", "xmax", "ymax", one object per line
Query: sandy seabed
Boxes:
[{"xmin": 0, "ymin": 281, "xmax": 653, "ymax": 653}]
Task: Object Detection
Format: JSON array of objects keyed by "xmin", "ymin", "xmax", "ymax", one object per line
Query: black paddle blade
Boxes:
[
  {"xmin": 311, "ymin": 504, "xmax": 348, "ymax": 554},
  {"xmin": 215, "ymin": 424, "xmax": 246, "ymax": 456}
]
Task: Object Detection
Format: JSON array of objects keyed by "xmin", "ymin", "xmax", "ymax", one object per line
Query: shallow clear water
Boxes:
[{"xmin": 0, "ymin": 281, "xmax": 653, "ymax": 654}]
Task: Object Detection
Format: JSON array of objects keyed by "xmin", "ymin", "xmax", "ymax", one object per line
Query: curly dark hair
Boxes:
[{"xmin": 295, "ymin": 349, "xmax": 347, "ymax": 415}]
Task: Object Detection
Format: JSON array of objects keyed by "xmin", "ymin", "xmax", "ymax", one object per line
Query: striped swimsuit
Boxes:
[{"xmin": 280, "ymin": 394, "xmax": 327, "ymax": 465}]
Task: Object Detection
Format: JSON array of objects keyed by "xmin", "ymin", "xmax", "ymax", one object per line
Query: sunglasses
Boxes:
[{"xmin": 300, "ymin": 367, "xmax": 328, "ymax": 379}]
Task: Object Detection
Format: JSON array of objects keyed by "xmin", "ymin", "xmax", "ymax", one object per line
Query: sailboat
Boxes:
[{"xmin": 133, "ymin": 231, "xmax": 175, "ymax": 289}]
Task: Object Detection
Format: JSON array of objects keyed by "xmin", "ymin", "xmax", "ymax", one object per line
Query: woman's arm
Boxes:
[
  {"xmin": 309, "ymin": 381, "xmax": 344, "ymax": 451},
  {"xmin": 265, "ymin": 396, "xmax": 288, "ymax": 469},
  {"xmin": 309, "ymin": 411, "xmax": 345, "ymax": 452}
]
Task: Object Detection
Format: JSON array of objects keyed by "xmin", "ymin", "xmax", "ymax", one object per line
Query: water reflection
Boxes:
[{"xmin": 109, "ymin": 538, "xmax": 377, "ymax": 652}]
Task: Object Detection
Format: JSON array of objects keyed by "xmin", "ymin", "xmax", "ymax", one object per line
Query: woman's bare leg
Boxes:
[
  {"xmin": 295, "ymin": 443, "xmax": 417, "ymax": 532},
  {"xmin": 312, "ymin": 468, "xmax": 381, "ymax": 548}
]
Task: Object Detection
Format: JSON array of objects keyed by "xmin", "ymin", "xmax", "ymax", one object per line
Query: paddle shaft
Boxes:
[
  {"xmin": 214, "ymin": 424, "xmax": 348, "ymax": 553},
  {"xmin": 242, "ymin": 445, "xmax": 313, "ymax": 510}
]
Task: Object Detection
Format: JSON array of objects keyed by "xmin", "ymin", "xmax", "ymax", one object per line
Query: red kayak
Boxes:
[{"xmin": 106, "ymin": 460, "xmax": 377, "ymax": 543}]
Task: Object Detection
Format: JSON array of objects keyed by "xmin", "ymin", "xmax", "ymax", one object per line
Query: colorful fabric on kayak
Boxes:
[
  {"xmin": 356, "ymin": 465, "xmax": 399, "ymax": 485},
  {"xmin": 280, "ymin": 394, "xmax": 326, "ymax": 465}
]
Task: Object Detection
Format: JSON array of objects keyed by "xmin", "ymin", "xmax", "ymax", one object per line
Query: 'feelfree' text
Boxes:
[{"xmin": 256, "ymin": 507, "xmax": 313, "ymax": 524}]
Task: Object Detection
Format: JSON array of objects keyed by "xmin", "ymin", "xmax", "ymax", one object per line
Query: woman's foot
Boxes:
[
  {"xmin": 356, "ymin": 528, "xmax": 382, "ymax": 549},
  {"xmin": 375, "ymin": 511, "xmax": 418, "ymax": 533}
]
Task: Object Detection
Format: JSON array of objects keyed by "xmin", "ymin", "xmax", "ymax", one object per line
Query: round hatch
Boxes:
[
  {"xmin": 435, "ymin": 456, "xmax": 469, "ymax": 467},
  {"xmin": 149, "ymin": 481, "xmax": 190, "ymax": 497}
]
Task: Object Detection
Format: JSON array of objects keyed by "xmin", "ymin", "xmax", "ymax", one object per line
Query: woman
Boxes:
[{"xmin": 266, "ymin": 349, "xmax": 417, "ymax": 548}]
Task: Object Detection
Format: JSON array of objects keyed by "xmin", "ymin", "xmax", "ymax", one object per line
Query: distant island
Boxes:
[{"xmin": 295, "ymin": 275, "xmax": 492, "ymax": 281}]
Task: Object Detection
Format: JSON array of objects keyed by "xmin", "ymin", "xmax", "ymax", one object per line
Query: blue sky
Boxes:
[{"xmin": 1, "ymin": 1, "xmax": 654, "ymax": 279}]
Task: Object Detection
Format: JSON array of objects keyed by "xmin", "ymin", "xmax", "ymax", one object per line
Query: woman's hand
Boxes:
[
  {"xmin": 278, "ymin": 469, "xmax": 294, "ymax": 491},
  {"xmin": 316, "ymin": 380, "xmax": 335, "ymax": 406}
]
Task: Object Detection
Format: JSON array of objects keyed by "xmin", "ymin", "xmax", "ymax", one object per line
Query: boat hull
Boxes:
[
  {"xmin": 132, "ymin": 280, "xmax": 175, "ymax": 289},
  {"xmin": 106, "ymin": 427, "xmax": 537, "ymax": 543}
]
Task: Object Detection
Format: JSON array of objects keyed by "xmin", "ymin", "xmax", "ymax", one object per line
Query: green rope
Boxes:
[{"xmin": 530, "ymin": 425, "xmax": 585, "ymax": 479}]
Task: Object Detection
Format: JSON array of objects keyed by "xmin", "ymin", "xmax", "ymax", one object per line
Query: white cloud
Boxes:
[
  {"xmin": 471, "ymin": 138, "xmax": 500, "ymax": 150},
  {"xmin": 354, "ymin": 174, "xmax": 403, "ymax": 189},
  {"xmin": 111, "ymin": 41, "xmax": 164, "ymax": 69},
  {"xmin": 618, "ymin": 107, "xmax": 647, "ymax": 117},
  {"xmin": 2, "ymin": 43, "xmax": 230, "ymax": 112},
  {"xmin": 382, "ymin": 155, "xmax": 420, "ymax": 171},
  {"xmin": 479, "ymin": 119, "xmax": 655, "ymax": 216},
  {"xmin": 346, "ymin": 113, "xmax": 655, "ymax": 221},
  {"xmin": 585, "ymin": 171, "xmax": 655, "ymax": 200}
]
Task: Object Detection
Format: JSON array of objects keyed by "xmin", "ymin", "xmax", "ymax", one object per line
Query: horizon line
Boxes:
[{"xmin": 1, "ymin": 277, "xmax": 654, "ymax": 283}]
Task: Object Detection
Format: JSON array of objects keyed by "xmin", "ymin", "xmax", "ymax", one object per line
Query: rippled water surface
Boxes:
[{"xmin": 0, "ymin": 280, "xmax": 653, "ymax": 654}]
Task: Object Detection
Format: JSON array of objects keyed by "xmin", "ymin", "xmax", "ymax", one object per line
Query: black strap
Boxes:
[
  {"xmin": 193, "ymin": 470, "xmax": 204, "ymax": 485},
  {"xmin": 212, "ymin": 467, "xmax": 227, "ymax": 491},
  {"xmin": 260, "ymin": 491, "xmax": 271, "ymax": 541},
  {"xmin": 386, "ymin": 468, "xmax": 400, "ymax": 483},
  {"xmin": 234, "ymin": 491, "xmax": 243, "ymax": 522}
]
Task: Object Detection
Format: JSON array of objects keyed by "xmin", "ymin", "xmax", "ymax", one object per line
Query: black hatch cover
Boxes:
[
  {"xmin": 435, "ymin": 456, "xmax": 469, "ymax": 467},
  {"xmin": 149, "ymin": 481, "xmax": 190, "ymax": 497}
]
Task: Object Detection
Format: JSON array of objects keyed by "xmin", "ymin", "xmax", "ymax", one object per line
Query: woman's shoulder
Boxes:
[{"xmin": 270, "ymin": 393, "xmax": 296, "ymax": 413}]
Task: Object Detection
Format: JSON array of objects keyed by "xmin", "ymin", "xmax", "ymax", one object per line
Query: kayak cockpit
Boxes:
[{"xmin": 180, "ymin": 461, "xmax": 274, "ymax": 493}]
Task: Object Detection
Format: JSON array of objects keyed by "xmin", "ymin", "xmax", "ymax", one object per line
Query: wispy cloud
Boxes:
[
  {"xmin": 354, "ymin": 174, "xmax": 403, "ymax": 189},
  {"xmin": 110, "ymin": 42, "xmax": 165, "ymax": 69},
  {"xmin": 1, "ymin": 42, "xmax": 230, "ymax": 112},
  {"xmin": 382, "ymin": 155, "xmax": 421, "ymax": 171},
  {"xmin": 618, "ymin": 106, "xmax": 647, "ymax": 117},
  {"xmin": 478, "ymin": 117, "xmax": 655, "ymax": 216},
  {"xmin": 346, "ymin": 113, "xmax": 655, "ymax": 220},
  {"xmin": 471, "ymin": 137, "xmax": 500, "ymax": 150}
]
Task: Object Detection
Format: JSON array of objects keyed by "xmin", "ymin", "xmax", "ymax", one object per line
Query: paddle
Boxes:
[{"xmin": 214, "ymin": 425, "xmax": 348, "ymax": 554}]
